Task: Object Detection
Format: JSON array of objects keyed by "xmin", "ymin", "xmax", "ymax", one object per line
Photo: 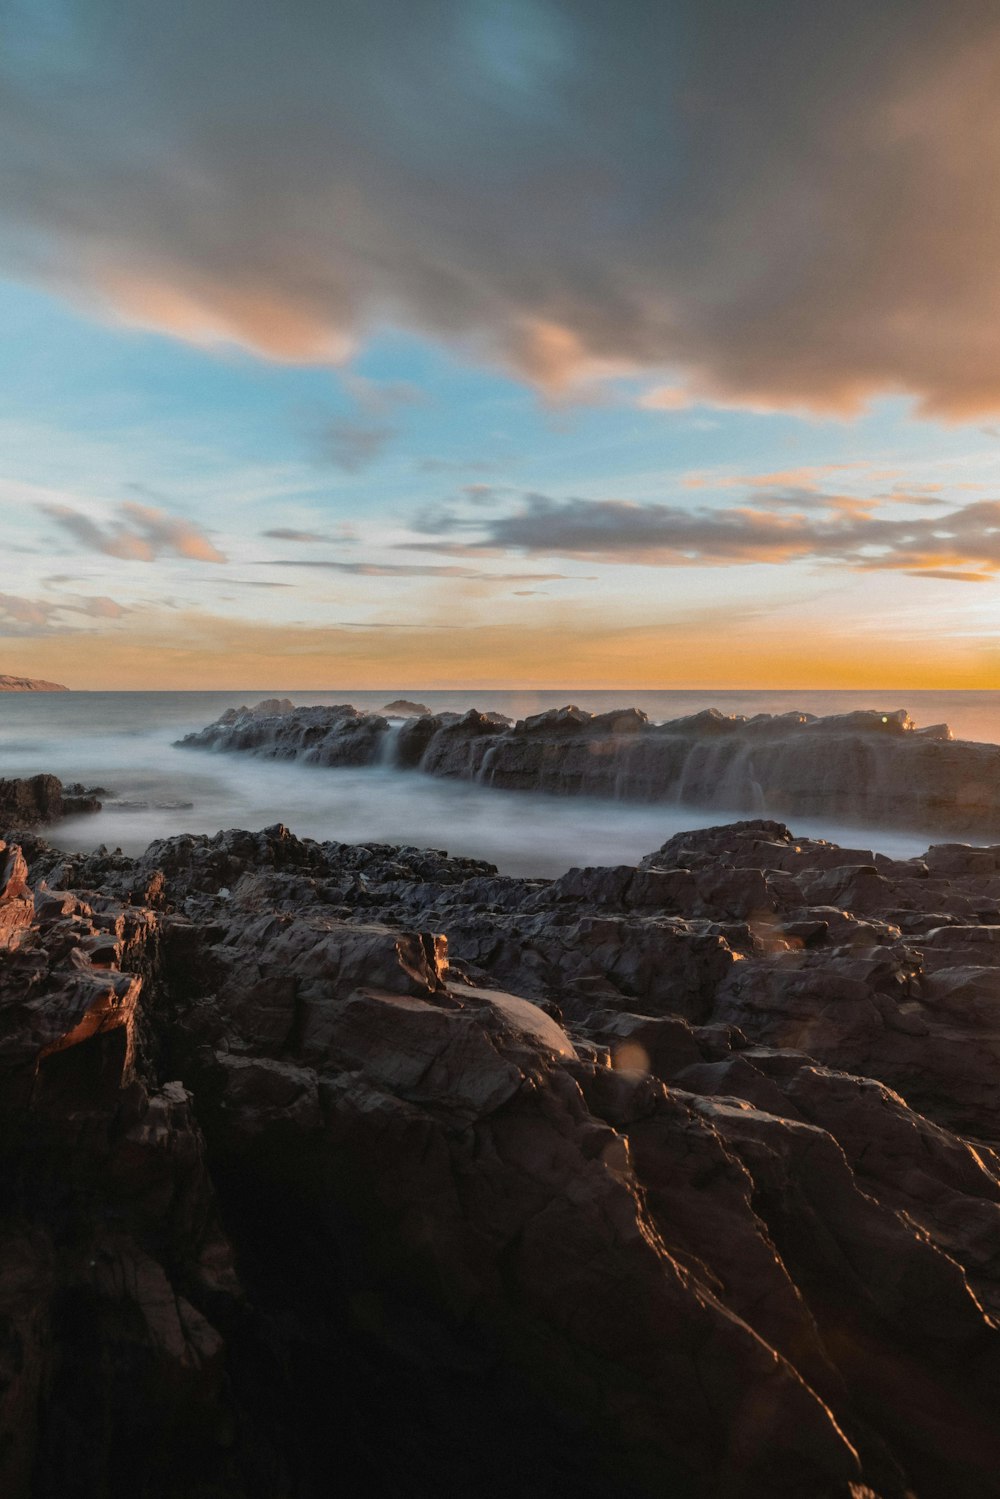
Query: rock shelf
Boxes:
[{"xmin": 178, "ymin": 700, "xmax": 1000, "ymax": 836}]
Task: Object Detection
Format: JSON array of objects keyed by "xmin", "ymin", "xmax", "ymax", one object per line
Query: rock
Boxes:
[
  {"xmin": 381, "ymin": 698, "xmax": 431, "ymax": 716},
  {"xmin": 9, "ymin": 815, "xmax": 1000, "ymax": 1494},
  {"xmin": 214, "ymin": 696, "xmax": 295, "ymax": 722},
  {"xmin": 0, "ymin": 774, "xmax": 102, "ymax": 828},
  {"xmin": 178, "ymin": 702, "xmax": 1000, "ymax": 836},
  {"xmin": 180, "ymin": 702, "xmax": 388, "ymax": 766},
  {"xmin": 0, "ymin": 842, "xmax": 33, "ymax": 950}
]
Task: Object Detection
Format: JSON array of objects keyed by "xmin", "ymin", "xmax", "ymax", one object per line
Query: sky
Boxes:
[{"xmin": 3, "ymin": 0, "xmax": 1000, "ymax": 689}]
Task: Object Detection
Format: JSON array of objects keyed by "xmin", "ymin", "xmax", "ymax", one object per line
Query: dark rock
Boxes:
[
  {"xmin": 0, "ymin": 774, "xmax": 102, "ymax": 828},
  {"xmin": 8, "ymin": 815, "xmax": 1000, "ymax": 1495},
  {"xmin": 177, "ymin": 702, "xmax": 1000, "ymax": 835},
  {"xmin": 381, "ymin": 698, "xmax": 431, "ymax": 717}
]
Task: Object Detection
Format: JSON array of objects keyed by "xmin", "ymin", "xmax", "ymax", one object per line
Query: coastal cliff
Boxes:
[
  {"xmin": 0, "ymin": 675, "xmax": 68, "ymax": 692},
  {"xmin": 178, "ymin": 699, "xmax": 1000, "ymax": 837},
  {"xmin": 4, "ymin": 797, "xmax": 1000, "ymax": 1494}
]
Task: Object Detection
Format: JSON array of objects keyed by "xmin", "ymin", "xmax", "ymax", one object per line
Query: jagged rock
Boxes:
[
  {"xmin": 0, "ymin": 842, "xmax": 33, "ymax": 950},
  {"xmin": 8, "ymin": 815, "xmax": 1000, "ymax": 1494},
  {"xmin": 212, "ymin": 697, "xmax": 295, "ymax": 724}
]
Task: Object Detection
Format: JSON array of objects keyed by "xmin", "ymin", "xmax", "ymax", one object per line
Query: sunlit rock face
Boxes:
[
  {"xmin": 177, "ymin": 699, "xmax": 1000, "ymax": 837},
  {"xmin": 8, "ymin": 815, "xmax": 1000, "ymax": 1494}
]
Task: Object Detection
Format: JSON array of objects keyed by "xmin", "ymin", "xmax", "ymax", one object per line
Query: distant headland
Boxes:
[{"xmin": 0, "ymin": 675, "xmax": 68, "ymax": 692}]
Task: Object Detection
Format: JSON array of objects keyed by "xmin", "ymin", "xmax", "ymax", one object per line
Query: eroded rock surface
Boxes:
[
  {"xmin": 177, "ymin": 699, "xmax": 1000, "ymax": 836},
  {"xmin": 7, "ymin": 815, "xmax": 1000, "ymax": 1495}
]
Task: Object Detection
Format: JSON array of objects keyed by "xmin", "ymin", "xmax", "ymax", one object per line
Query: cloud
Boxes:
[
  {"xmin": 317, "ymin": 419, "xmax": 395, "ymax": 473},
  {"xmin": 682, "ymin": 465, "xmax": 859, "ymax": 493},
  {"xmin": 65, "ymin": 594, "xmax": 130, "ymax": 619},
  {"xmin": 262, "ymin": 529, "xmax": 329, "ymax": 542},
  {"xmin": 417, "ymin": 458, "xmax": 502, "ymax": 475},
  {"xmin": 418, "ymin": 489, "xmax": 1000, "ymax": 580},
  {"xmin": 309, "ymin": 376, "xmax": 425, "ymax": 472},
  {"xmin": 638, "ymin": 386, "xmax": 692, "ymax": 412},
  {"xmin": 0, "ymin": 593, "xmax": 55, "ymax": 629},
  {"xmin": 4, "ymin": 4, "xmax": 1000, "ymax": 413},
  {"xmin": 262, "ymin": 558, "xmax": 574, "ymax": 581},
  {"xmin": 44, "ymin": 502, "xmax": 225, "ymax": 562},
  {"xmin": 341, "ymin": 376, "xmax": 424, "ymax": 415},
  {"xmin": 261, "ymin": 528, "xmax": 342, "ymax": 543},
  {"xmin": 0, "ymin": 590, "xmax": 129, "ymax": 635},
  {"xmin": 905, "ymin": 569, "xmax": 992, "ymax": 583}
]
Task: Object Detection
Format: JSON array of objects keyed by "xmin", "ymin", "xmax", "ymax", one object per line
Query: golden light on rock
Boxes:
[{"xmin": 612, "ymin": 1040, "xmax": 650, "ymax": 1075}]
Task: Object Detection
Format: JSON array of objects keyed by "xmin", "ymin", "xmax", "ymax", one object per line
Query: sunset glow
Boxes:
[{"xmin": 2, "ymin": 3, "xmax": 1000, "ymax": 689}]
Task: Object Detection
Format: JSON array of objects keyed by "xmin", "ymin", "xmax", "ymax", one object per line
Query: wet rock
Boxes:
[{"xmin": 179, "ymin": 701, "xmax": 1000, "ymax": 835}]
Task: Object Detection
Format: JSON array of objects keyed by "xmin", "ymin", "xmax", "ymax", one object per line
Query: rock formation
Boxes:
[
  {"xmin": 6, "ymin": 809, "xmax": 1000, "ymax": 1494},
  {"xmin": 177, "ymin": 699, "xmax": 1000, "ymax": 837},
  {"xmin": 381, "ymin": 698, "xmax": 431, "ymax": 716},
  {"xmin": 0, "ymin": 674, "xmax": 68, "ymax": 691},
  {"xmin": 0, "ymin": 774, "xmax": 103, "ymax": 827}
]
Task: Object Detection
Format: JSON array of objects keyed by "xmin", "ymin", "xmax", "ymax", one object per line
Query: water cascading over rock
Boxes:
[{"xmin": 177, "ymin": 701, "xmax": 998, "ymax": 836}]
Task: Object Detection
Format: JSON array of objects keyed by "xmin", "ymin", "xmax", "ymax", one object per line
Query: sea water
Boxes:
[{"xmin": 1, "ymin": 688, "xmax": 998, "ymax": 877}]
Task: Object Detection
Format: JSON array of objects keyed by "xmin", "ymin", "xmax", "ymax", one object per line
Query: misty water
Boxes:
[{"xmin": 2, "ymin": 688, "xmax": 999, "ymax": 876}]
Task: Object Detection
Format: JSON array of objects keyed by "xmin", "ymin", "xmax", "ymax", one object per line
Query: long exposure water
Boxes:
[{"xmin": 2, "ymin": 688, "xmax": 998, "ymax": 875}]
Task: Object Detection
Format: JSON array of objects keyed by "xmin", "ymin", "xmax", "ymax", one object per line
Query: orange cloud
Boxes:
[
  {"xmin": 99, "ymin": 272, "xmax": 354, "ymax": 364},
  {"xmin": 44, "ymin": 502, "xmax": 225, "ymax": 564},
  {"xmin": 506, "ymin": 319, "xmax": 634, "ymax": 395},
  {"xmin": 638, "ymin": 385, "xmax": 692, "ymax": 412}
]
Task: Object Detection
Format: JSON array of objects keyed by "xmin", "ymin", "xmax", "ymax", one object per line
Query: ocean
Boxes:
[{"xmin": 1, "ymin": 688, "xmax": 998, "ymax": 876}]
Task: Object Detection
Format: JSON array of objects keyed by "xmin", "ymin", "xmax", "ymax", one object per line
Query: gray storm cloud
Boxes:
[{"xmin": 2, "ymin": 2, "xmax": 1000, "ymax": 412}]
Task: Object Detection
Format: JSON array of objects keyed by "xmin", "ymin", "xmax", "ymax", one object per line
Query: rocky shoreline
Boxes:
[
  {"xmin": 4, "ymin": 781, "xmax": 1000, "ymax": 1495},
  {"xmin": 177, "ymin": 699, "xmax": 1000, "ymax": 837}
]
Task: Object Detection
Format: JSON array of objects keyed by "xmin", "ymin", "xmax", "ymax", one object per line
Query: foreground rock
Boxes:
[
  {"xmin": 9, "ymin": 815, "xmax": 1000, "ymax": 1495},
  {"xmin": 177, "ymin": 699, "xmax": 1000, "ymax": 836},
  {"xmin": 0, "ymin": 674, "xmax": 67, "ymax": 691}
]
